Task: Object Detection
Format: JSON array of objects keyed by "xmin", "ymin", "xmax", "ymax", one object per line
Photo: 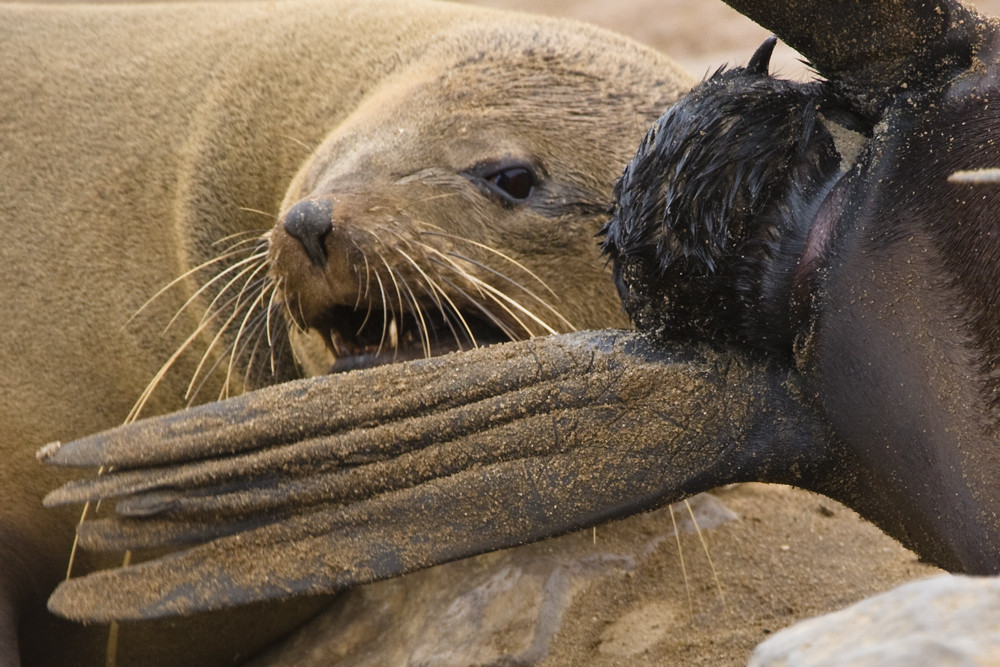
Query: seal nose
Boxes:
[{"xmin": 283, "ymin": 199, "xmax": 334, "ymax": 267}]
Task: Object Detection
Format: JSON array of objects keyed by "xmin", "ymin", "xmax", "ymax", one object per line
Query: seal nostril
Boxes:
[{"xmin": 283, "ymin": 199, "xmax": 334, "ymax": 268}]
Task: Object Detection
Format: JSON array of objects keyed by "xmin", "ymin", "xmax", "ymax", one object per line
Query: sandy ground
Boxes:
[
  {"xmin": 466, "ymin": 0, "xmax": 803, "ymax": 79},
  {"xmin": 469, "ymin": 0, "xmax": 1000, "ymax": 78}
]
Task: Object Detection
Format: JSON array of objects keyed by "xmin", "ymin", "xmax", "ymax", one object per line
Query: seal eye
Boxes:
[{"xmin": 486, "ymin": 167, "xmax": 535, "ymax": 201}]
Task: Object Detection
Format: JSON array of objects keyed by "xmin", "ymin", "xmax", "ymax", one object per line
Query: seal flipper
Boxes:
[
  {"xmin": 724, "ymin": 0, "xmax": 978, "ymax": 111},
  {"xmin": 43, "ymin": 331, "xmax": 830, "ymax": 622}
]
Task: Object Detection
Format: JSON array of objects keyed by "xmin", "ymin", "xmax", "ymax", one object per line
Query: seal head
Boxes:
[{"xmin": 603, "ymin": 38, "xmax": 866, "ymax": 355}]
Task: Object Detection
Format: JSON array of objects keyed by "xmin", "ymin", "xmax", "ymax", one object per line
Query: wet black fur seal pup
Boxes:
[
  {"xmin": 604, "ymin": 27, "xmax": 1000, "ymax": 573},
  {"xmin": 39, "ymin": 0, "xmax": 1000, "ymax": 636}
]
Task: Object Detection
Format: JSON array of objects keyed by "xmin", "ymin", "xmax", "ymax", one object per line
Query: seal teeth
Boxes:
[
  {"xmin": 388, "ymin": 317, "xmax": 399, "ymax": 350},
  {"xmin": 329, "ymin": 330, "xmax": 347, "ymax": 358}
]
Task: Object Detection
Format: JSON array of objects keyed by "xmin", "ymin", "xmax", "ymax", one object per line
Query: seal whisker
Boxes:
[
  {"xmin": 362, "ymin": 231, "xmax": 413, "ymax": 347},
  {"xmin": 370, "ymin": 268, "xmax": 391, "ymax": 356},
  {"xmin": 417, "ymin": 280, "xmax": 465, "ymax": 349},
  {"xmin": 234, "ymin": 207, "xmax": 278, "ymax": 223},
  {"xmin": 392, "ymin": 191, "xmax": 461, "ymax": 214},
  {"xmin": 424, "ymin": 250, "xmax": 514, "ymax": 336},
  {"xmin": 239, "ymin": 295, "xmax": 275, "ymax": 387},
  {"xmin": 221, "ymin": 277, "xmax": 274, "ymax": 399},
  {"xmin": 426, "ymin": 254, "xmax": 557, "ymax": 336},
  {"xmin": 355, "ymin": 240, "xmax": 373, "ymax": 306},
  {"xmin": 948, "ymin": 168, "xmax": 1000, "ymax": 184},
  {"xmin": 467, "ymin": 281, "xmax": 541, "ymax": 338},
  {"xmin": 126, "ymin": 245, "xmax": 261, "ymax": 330},
  {"xmin": 422, "ymin": 248, "xmax": 535, "ymax": 329},
  {"xmin": 374, "ymin": 252, "xmax": 407, "ymax": 356},
  {"xmin": 351, "ymin": 263, "xmax": 364, "ymax": 311},
  {"xmin": 129, "ymin": 264, "xmax": 269, "ymax": 423},
  {"xmin": 167, "ymin": 249, "xmax": 269, "ymax": 334},
  {"xmin": 265, "ymin": 279, "xmax": 282, "ymax": 375},
  {"xmin": 209, "ymin": 229, "xmax": 270, "ymax": 253},
  {"xmin": 419, "ymin": 229, "xmax": 559, "ymax": 298},
  {"xmin": 376, "ymin": 232, "xmax": 440, "ymax": 355},
  {"xmin": 437, "ymin": 276, "xmax": 520, "ymax": 341},
  {"xmin": 184, "ymin": 294, "xmax": 262, "ymax": 404},
  {"xmin": 392, "ymin": 270, "xmax": 433, "ymax": 358},
  {"xmin": 237, "ymin": 306, "xmax": 277, "ymax": 395},
  {"xmin": 183, "ymin": 264, "xmax": 270, "ymax": 402},
  {"xmin": 192, "ymin": 250, "xmax": 270, "ymax": 322},
  {"xmin": 184, "ymin": 268, "xmax": 268, "ymax": 385},
  {"xmin": 126, "ymin": 307, "xmax": 229, "ymax": 422},
  {"xmin": 668, "ymin": 503, "xmax": 695, "ymax": 619},
  {"xmin": 685, "ymin": 498, "xmax": 726, "ymax": 609},
  {"xmin": 416, "ymin": 241, "xmax": 575, "ymax": 332},
  {"xmin": 391, "ymin": 245, "xmax": 448, "ymax": 313},
  {"xmin": 442, "ymin": 249, "xmax": 574, "ymax": 331},
  {"xmin": 353, "ymin": 283, "xmax": 377, "ymax": 339},
  {"xmin": 413, "ymin": 263, "xmax": 480, "ymax": 348},
  {"xmin": 279, "ymin": 133, "xmax": 315, "ymax": 153}
]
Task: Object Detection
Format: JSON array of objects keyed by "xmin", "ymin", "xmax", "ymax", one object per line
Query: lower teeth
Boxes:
[{"xmin": 388, "ymin": 317, "xmax": 399, "ymax": 350}]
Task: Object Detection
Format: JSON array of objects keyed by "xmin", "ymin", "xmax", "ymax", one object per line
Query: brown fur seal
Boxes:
[
  {"xmin": 0, "ymin": 1, "xmax": 692, "ymax": 664},
  {"xmin": 38, "ymin": 0, "xmax": 1000, "ymax": 638}
]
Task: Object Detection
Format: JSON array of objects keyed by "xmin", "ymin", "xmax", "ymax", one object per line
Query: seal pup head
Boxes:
[
  {"xmin": 265, "ymin": 24, "xmax": 690, "ymax": 375},
  {"xmin": 603, "ymin": 38, "xmax": 868, "ymax": 356}
]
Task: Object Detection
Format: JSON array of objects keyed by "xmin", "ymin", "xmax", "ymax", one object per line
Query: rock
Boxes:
[
  {"xmin": 247, "ymin": 484, "xmax": 939, "ymax": 666},
  {"xmin": 248, "ymin": 494, "xmax": 736, "ymax": 666},
  {"xmin": 750, "ymin": 574, "xmax": 1000, "ymax": 667}
]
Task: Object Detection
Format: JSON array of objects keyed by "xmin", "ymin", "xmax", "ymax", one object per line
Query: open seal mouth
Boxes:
[
  {"xmin": 314, "ymin": 304, "xmax": 513, "ymax": 373},
  {"xmin": 269, "ymin": 195, "xmax": 576, "ymax": 377}
]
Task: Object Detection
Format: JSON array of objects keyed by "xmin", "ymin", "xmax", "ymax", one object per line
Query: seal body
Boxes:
[
  {"xmin": 606, "ymin": 18, "xmax": 1000, "ymax": 573},
  {"xmin": 803, "ymin": 68, "xmax": 1000, "ymax": 572},
  {"xmin": 0, "ymin": 2, "xmax": 691, "ymax": 664}
]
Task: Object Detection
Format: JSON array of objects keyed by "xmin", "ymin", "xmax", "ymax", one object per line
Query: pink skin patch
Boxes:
[{"xmin": 793, "ymin": 177, "xmax": 849, "ymax": 299}]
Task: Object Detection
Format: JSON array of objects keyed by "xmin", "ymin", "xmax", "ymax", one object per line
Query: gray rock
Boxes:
[
  {"xmin": 248, "ymin": 493, "xmax": 736, "ymax": 667},
  {"xmin": 749, "ymin": 574, "xmax": 1000, "ymax": 667}
]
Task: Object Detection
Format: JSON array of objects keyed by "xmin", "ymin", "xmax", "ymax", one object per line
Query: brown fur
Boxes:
[{"xmin": 0, "ymin": 1, "xmax": 691, "ymax": 664}]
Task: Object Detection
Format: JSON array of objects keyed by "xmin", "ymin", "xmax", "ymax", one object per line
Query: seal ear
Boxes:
[{"xmin": 746, "ymin": 36, "xmax": 777, "ymax": 75}]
